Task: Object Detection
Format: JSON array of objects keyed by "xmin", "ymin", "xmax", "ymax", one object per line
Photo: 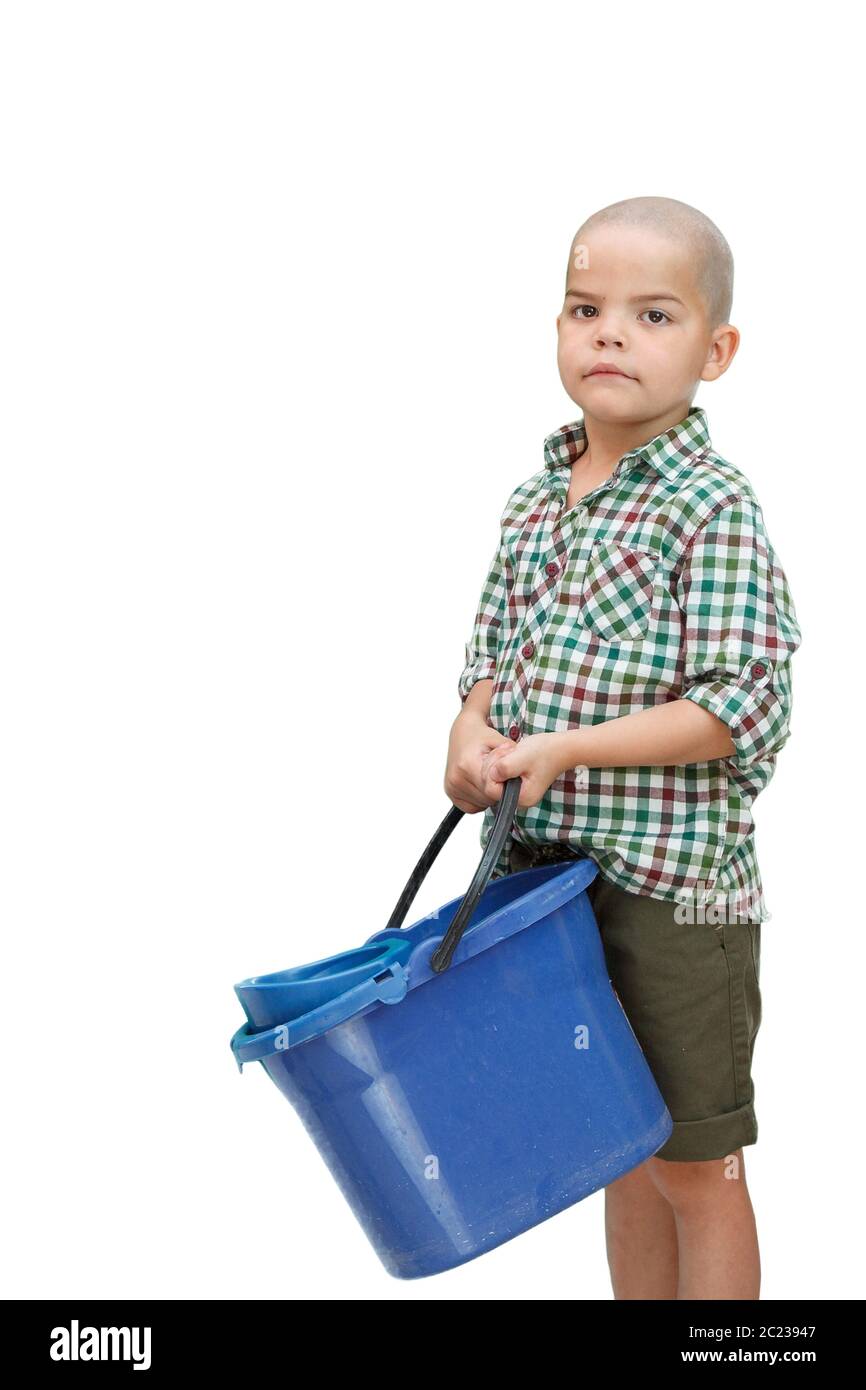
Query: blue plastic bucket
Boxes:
[{"xmin": 230, "ymin": 780, "xmax": 673, "ymax": 1279}]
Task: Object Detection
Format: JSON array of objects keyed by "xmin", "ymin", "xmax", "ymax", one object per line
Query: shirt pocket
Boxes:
[{"xmin": 579, "ymin": 540, "xmax": 658, "ymax": 642}]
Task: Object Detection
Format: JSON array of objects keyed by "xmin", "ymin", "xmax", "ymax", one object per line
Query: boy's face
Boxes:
[{"xmin": 555, "ymin": 225, "xmax": 735, "ymax": 424}]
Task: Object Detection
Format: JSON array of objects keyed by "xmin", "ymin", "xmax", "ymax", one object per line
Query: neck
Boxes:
[{"xmin": 578, "ymin": 401, "xmax": 693, "ymax": 473}]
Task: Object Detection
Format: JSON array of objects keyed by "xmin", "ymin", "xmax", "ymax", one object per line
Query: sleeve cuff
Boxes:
[
  {"xmin": 458, "ymin": 657, "xmax": 498, "ymax": 703},
  {"xmin": 680, "ymin": 656, "xmax": 788, "ymax": 767}
]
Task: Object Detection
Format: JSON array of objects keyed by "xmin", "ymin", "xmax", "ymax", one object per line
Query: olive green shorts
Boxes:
[{"xmin": 504, "ymin": 840, "xmax": 763, "ymax": 1163}]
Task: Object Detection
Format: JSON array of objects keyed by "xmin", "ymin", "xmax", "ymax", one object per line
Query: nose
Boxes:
[{"xmin": 592, "ymin": 315, "xmax": 626, "ymax": 349}]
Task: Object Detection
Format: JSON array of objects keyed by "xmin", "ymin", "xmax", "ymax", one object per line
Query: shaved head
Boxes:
[{"xmin": 570, "ymin": 196, "xmax": 734, "ymax": 330}]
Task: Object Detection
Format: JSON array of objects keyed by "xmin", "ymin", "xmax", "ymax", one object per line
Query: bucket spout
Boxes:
[{"xmin": 233, "ymin": 940, "xmax": 415, "ymax": 1032}]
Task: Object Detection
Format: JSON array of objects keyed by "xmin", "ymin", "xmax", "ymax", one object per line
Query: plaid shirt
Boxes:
[{"xmin": 457, "ymin": 405, "xmax": 801, "ymax": 920}]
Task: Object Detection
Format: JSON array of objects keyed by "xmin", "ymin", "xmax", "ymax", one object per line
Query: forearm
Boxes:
[
  {"xmin": 555, "ymin": 698, "xmax": 735, "ymax": 772},
  {"xmin": 458, "ymin": 678, "xmax": 494, "ymax": 723}
]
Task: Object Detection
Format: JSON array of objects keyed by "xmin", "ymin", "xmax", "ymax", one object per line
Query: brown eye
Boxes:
[
  {"xmin": 639, "ymin": 308, "xmax": 670, "ymax": 324},
  {"xmin": 571, "ymin": 304, "xmax": 597, "ymax": 319}
]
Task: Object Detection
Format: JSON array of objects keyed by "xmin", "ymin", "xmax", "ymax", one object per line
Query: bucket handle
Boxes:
[
  {"xmin": 384, "ymin": 776, "xmax": 522, "ymax": 974},
  {"xmin": 231, "ymin": 777, "xmax": 522, "ymax": 1070}
]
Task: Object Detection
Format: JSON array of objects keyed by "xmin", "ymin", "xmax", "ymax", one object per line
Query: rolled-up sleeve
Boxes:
[
  {"xmin": 457, "ymin": 531, "xmax": 510, "ymax": 704},
  {"xmin": 675, "ymin": 497, "xmax": 802, "ymax": 770}
]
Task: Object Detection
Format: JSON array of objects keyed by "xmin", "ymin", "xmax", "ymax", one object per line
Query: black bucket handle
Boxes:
[{"xmin": 384, "ymin": 777, "xmax": 522, "ymax": 974}]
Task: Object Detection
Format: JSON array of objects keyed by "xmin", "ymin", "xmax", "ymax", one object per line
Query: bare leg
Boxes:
[
  {"xmin": 646, "ymin": 1148, "xmax": 761, "ymax": 1300},
  {"xmin": 604, "ymin": 1157, "xmax": 679, "ymax": 1298}
]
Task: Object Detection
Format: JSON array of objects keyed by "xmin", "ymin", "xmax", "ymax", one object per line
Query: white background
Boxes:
[{"xmin": 1, "ymin": 0, "xmax": 861, "ymax": 1300}]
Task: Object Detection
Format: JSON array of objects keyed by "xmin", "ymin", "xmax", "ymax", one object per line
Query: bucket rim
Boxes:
[{"xmin": 230, "ymin": 856, "xmax": 597, "ymax": 1070}]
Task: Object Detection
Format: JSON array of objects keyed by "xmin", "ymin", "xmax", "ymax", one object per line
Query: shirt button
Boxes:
[
  {"xmin": 508, "ymin": 724, "xmax": 521, "ymax": 741},
  {"xmin": 521, "ymin": 641, "xmax": 534, "ymax": 658},
  {"xmin": 752, "ymin": 662, "xmax": 767, "ymax": 678},
  {"xmin": 545, "ymin": 561, "xmax": 558, "ymax": 577}
]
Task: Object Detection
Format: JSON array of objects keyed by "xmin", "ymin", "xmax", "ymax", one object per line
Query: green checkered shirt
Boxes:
[{"xmin": 457, "ymin": 405, "xmax": 801, "ymax": 920}]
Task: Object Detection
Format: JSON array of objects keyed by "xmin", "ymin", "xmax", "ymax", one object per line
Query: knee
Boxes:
[
  {"xmin": 646, "ymin": 1150, "xmax": 744, "ymax": 1211},
  {"xmin": 604, "ymin": 1159, "xmax": 663, "ymax": 1224}
]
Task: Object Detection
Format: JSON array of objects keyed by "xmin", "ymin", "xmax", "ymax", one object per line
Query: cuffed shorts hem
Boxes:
[{"xmin": 652, "ymin": 1101, "xmax": 758, "ymax": 1163}]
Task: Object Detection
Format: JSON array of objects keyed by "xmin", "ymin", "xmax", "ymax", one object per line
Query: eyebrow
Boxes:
[{"xmin": 564, "ymin": 290, "xmax": 686, "ymax": 306}]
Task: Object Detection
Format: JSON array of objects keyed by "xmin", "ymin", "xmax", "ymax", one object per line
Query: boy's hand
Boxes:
[
  {"xmin": 480, "ymin": 733, "xmax": 570, "ymax": 808},
  {"xmin": 444, "ymin": 710, "xmax": 513, "ymax": 813}
]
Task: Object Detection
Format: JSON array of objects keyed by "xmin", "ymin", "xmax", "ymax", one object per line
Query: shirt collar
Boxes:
[{"xmin": 543, "ymin": 405, "xmax": 712, "ymax": 485}]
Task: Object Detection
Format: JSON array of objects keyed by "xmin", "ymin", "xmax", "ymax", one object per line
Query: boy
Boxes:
[{"xmin": 444, "ymin": 196, "xmax": 801, "ymax": 1300}]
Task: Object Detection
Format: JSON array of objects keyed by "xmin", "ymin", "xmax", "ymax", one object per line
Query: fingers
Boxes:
[
  {"xmin": 445, "ymin": 737, "xmax": 514, "ymax": 813},
  {"xmin": 445, "ymin": 768, "xmax": 498, "ymax": 812}
]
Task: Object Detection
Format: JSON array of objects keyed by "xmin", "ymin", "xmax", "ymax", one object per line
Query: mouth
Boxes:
[{"xmin": 584, "ymin": 367, "xmax": 636, "ymax": 380}]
